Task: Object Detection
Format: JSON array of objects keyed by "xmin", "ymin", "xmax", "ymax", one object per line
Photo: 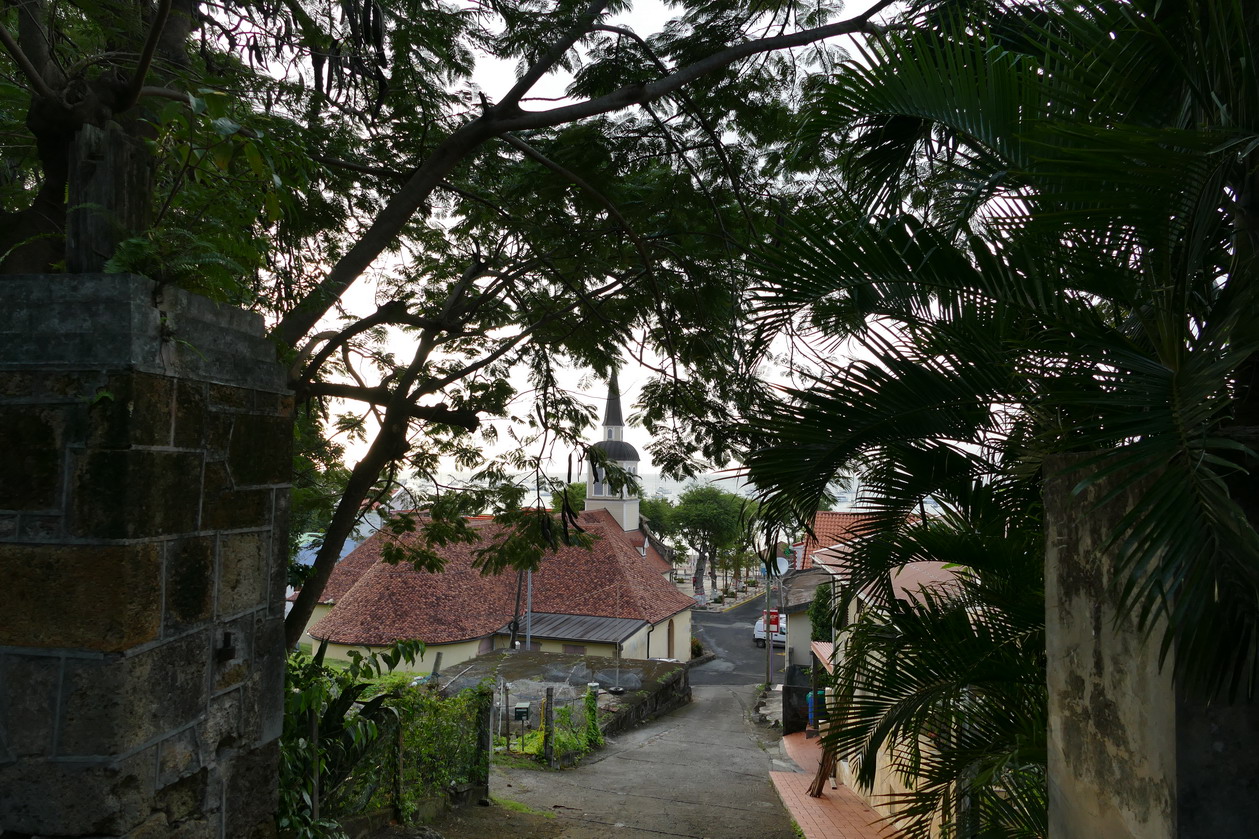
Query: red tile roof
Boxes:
[
  {"xmin": 804, "ymin": 512, "xmax": 956, "ymax": 604},
  {"xmin": 309, "ymin": 515, "xmax": 693, "ymax": 647},
  {"xmin": 578, "ymin": 508, "xmax": 673, "ymax": 574},
  {"xmin": 800, "ymin": 512, "xmax": 879, "ymax": 570}
]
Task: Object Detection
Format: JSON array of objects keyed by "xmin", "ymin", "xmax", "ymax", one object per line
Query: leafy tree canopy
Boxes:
[{"xmin": 0, "ymin": 0, "xmax": 912, "ymax": 644}]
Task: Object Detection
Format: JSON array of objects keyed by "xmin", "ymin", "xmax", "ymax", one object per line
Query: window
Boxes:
[{"xmin": 562, "ymin": 644, "xmax": 587, "ymax": 655}]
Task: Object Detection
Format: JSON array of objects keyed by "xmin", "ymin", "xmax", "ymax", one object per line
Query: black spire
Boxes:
[{"xmin": 603, "ymin": 368, "xmax": 624, "ymax": 427}]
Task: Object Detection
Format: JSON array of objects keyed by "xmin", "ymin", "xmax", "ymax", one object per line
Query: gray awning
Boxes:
[{"xmin": 496, "ymin": 613, "xmax": 647, "ymax": 644}]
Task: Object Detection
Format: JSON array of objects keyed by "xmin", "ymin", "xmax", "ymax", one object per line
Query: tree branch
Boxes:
[
  {"xmin": 119, "ymin": 0, "xmax": 172, "ymax": 110},
  {"xmin": 270, "ymin": 0, "xmax": 897, "ymax": 348},
  {"xmin": 0, "ymin": 23, "xmax": 56, "ymax": 101},
  {"xmin": 493, "ymin": 4, "xmax": 897, "ymax": 133},
  {"xmin": 293, "ymin": 299, "xmax": 442, "ymax": 384},
  {"xmin": 498, "ymin": 0, "xmax": 611, "ymax": 111},
  {"xmin": 299, "ymin": 381, "xmax": 481, "ymax": 430}
]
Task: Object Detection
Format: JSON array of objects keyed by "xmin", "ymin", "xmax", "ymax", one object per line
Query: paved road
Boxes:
[
  {"xmin": 494, "ymin": 684, "xmax": 796, "ymax": 839},
  {"xmin": 690, "ymin": 598, "xmax": 788, "ymax": 686}
]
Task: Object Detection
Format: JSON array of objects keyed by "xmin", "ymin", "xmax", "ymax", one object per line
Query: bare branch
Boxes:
[
  {"xmin": 300, "ymin": 381, "xmax": 481, "ymax": 431},
  {"xmin": 312, "ymin": 152, "xmax": 409, "ymax": 181},
  {"xmin": 119, "ymin": 0, "xmax": 172, "ymax": 110},
  {"xmin": 0, "ymin": 23, "xmax": 56, "ymax": 101}
]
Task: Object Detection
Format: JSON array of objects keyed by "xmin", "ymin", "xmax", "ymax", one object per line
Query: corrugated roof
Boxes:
[{"xmin": 495, "ymin": 613, "xmax": 646, "ymax": 644}]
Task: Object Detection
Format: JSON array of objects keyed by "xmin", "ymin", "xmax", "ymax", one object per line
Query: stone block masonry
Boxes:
[{"xmin": 0, "ymin": 274, "xmax": 292, "ymax": 838}]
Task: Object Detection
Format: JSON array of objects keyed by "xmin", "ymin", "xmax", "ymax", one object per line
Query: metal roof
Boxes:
[
  {"xmin": 603, "ymin": 368, "xmax": 624, "ymax": 427},
  {"xmin": 592, "ymin": 438, "xmax": 640, "ymax": 461},
  {"xmin": 495, "ymin": 612, "xmax": 647, "ymax": 644}
]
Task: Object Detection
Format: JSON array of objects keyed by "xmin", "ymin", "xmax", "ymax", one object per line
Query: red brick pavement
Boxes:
[{"xmin": 770, "ymin": 732, "xmax": 892, "ymax": 839}]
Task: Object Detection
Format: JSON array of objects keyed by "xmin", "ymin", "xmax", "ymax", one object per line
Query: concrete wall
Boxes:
[
  {"xmin": 1044, "ymin": 456, "xmax": 1259, "ymax": 839},
  {"xmin": 0, "ymin": 275, "xmax": 290, "ymax": 838},
  {"xmin": 318, "ymin": 638, "xmax": 484, "ymax": 676},
  {"xmin": 300, "ymin": 603, "xmax": 333, "ymax": 649}
]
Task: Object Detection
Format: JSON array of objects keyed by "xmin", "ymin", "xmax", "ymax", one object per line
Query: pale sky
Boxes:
[{"xmin": 327, "ymin": 0, "xmax": 890, "ymax": 474}]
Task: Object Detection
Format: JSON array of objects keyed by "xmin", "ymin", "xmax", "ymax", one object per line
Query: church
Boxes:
[{"xmin": 296, "ymin": 373, "xmax": 694, "ymax": 674}]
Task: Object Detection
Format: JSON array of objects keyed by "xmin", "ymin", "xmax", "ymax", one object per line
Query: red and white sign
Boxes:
[{"xmin": 765, "ymin": 609, "xmax": 780, "ymax": 632}]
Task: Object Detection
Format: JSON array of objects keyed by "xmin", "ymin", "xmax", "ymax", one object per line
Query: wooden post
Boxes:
[
  {"xmin": 543, "ymin": 687, "xmax": 555, "ymax": 768},
  {"xmin": 477, "ymin": 690, "xmax": 493, "ymax": 788},
  {"xmin": 309, "ymin": 707, "xmax": 320, "ymax": 822},
  {"xmin": 394, "ymin": 718, "xmax": 404, "ymax": 820}
]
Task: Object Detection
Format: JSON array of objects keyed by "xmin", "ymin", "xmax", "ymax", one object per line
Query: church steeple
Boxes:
[
  {"xmin": 603, "ymin": 368, "xmax": 624, "ymax": 429},
  {"xmin": 586, "ymin": 367, "xmax": 640, "ymax": 532}
]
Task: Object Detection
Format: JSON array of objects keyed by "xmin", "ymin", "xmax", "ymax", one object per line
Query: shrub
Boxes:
[
  {"xmin": 583, "ymin": 688, "xmax": 604, "ymax": 749},
  {"xmin": 690, "ymin": 636, "xmax": 703, "ymax": 659}
]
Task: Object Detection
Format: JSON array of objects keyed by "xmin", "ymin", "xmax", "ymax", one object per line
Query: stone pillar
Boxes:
[
  {"xmin": 0, "ymin": 275, "xmax": 291, "ymax": 838},
  {"xmin": 1044, "ymin": 457, "xmax": 1259, "ymax": 839}
]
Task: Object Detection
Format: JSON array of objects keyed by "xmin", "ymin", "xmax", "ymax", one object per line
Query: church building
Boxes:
[{"xmin": 295, "ymin": 372, "xmax": 694, "ymax": 674}]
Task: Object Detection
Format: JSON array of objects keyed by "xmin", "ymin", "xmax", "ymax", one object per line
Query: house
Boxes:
[
  {"xmin": 297, "ymin": 372, "xmax": 693, "ymax": 674},
  {"xmin": 798, "ymin": 510, "xmax": 956, "ymax": 829}
]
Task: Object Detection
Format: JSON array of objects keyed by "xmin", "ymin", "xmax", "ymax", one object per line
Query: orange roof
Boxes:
[
  {"xmin": 800, "ymin": 512, "xmax": 879, "ymax": 570},
  {"xmin": 580, "ymin": 508, "xmax": 673, "ymax": 574},
  {"xmin": 309, "ymin": 514, "xmax": 693, "ymax": 647},
  {"xmin": 804, "ymin": 511, "xmax": 954, "ymax": 603}
]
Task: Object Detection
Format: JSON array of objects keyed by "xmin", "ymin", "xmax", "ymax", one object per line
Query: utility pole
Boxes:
[{"xmin": 764, "ymin": 579, "xmax": 772, "ymax": 687}]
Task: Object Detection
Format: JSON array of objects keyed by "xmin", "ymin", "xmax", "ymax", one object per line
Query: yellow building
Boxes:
[
  {"xmin": 296, "ymin": 371, "xmax": 693, "ymax": 675},
  {"xmin": 302, "ymin": 508, "xmax": 692, "ymax": 675}
]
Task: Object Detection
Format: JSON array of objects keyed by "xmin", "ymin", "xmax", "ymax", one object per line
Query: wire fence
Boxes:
[{"xmin": 490, "ymin": 683, "xmax": 603, "ymax": 766}]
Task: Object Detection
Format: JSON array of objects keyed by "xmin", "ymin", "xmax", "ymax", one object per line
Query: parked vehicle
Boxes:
[{"xmin": 753, "ymin": 617, "xmax": 787, "ymax": 648}]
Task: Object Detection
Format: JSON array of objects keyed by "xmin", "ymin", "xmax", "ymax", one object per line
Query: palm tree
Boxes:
[
  {"xmin": 746, "ymin": 0, "xmax": 1259, "ymax": 833},
  {"xmin": 754, "ymin": 0, "xmax": 1259, "ymax": 704}
]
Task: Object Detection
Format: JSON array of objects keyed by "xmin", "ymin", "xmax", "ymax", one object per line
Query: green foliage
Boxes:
[
  {"xmin": 808, "ymin": 583, "xmax": 833, "ymax": 644},
  {"xmin": 741, "ymin": 0, "xmax": 1259, "ymax": 830},
  {"xmin": 690, "ymin": 636, "xmax": 703, "ymax": 659},
  {"xmin": 278, "ymin": 640, "xmax": 424, "ymax": 838},
  {"xmin": 752, "ymin": 0, "xmax": 1259, "ymax": 703},
  {"xmin": 278, "ymin": 642, "xmax": 495, "ymax": 835},
  {"xmin": 583, "ymin": 688, "xmax": 604, "ymax": 749},
  {"xmin": 388, "ymin": 684, "xmax": 490, "ymax": 822},
  {"xmin": 638, "ymin": 495, "xmax": 675, "ymax": 538},
  {"xmin": 673, "ymin": 486, "xmax": 746, "ymax": 557},
  {"xmin": 549, "ymin": 481, "xmax": 586, "ymax": 515}
]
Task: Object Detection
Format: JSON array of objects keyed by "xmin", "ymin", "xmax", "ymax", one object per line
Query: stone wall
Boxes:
[
  {"xmin": 1044, "ymin": 456, "xmax": 1259, "ymax": 839},
  {"xmin": 0, "ymin": 275, "xmax": 291, "ymax": 838}
]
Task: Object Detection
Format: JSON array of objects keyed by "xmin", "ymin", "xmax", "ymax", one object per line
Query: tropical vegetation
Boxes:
[
  {"xmin": 279, "ymin": 641, "xmax": 490, "ymax": 837},
  {"xmin": 747, "ymin": 0, "xmax": 1259, "ymax": 835}
]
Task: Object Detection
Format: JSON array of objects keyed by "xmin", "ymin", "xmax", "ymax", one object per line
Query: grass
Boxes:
[
  {"xmin": 491, "ymin": 750, "xmax": 545, "ymax": 771},
  {"xmin": 492, "ymin": 797, "xmax": 556, "ymax": 819},
  {"xmin": 791, "ymin": 819, "xmax": 806, "ymax": 838}
]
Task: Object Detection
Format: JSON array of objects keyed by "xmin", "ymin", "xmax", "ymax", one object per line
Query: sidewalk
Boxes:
[
  {"xmin": 673, "ymin": 568, "xmax": 776, "ymax": 612},
  {"xmin": 771, "ymin": 731, "xmax": 892, "ymax": 839}
]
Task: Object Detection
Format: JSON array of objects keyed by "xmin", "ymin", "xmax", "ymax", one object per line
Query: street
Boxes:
[
  {"xmin": 492, "ymin": 684, "xmax": 796, "ymax": 839},
  {"xmin": 690, "ymin": 596, "xmax": 789, "ymax": 686}
]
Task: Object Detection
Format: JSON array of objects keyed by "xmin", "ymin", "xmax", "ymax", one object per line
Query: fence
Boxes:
[
  {"xmin": 491, "ymin": 683, "xmax": 602, "ymax": 767},
  {"xmin": 325, "ymin": 683, "xmax": 491, "ymax": 825}
]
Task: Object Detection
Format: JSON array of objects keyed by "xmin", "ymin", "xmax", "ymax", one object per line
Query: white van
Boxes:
[{"xmin": 753, "ymin": 616, "xmax": 787, "ymax": 648}]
